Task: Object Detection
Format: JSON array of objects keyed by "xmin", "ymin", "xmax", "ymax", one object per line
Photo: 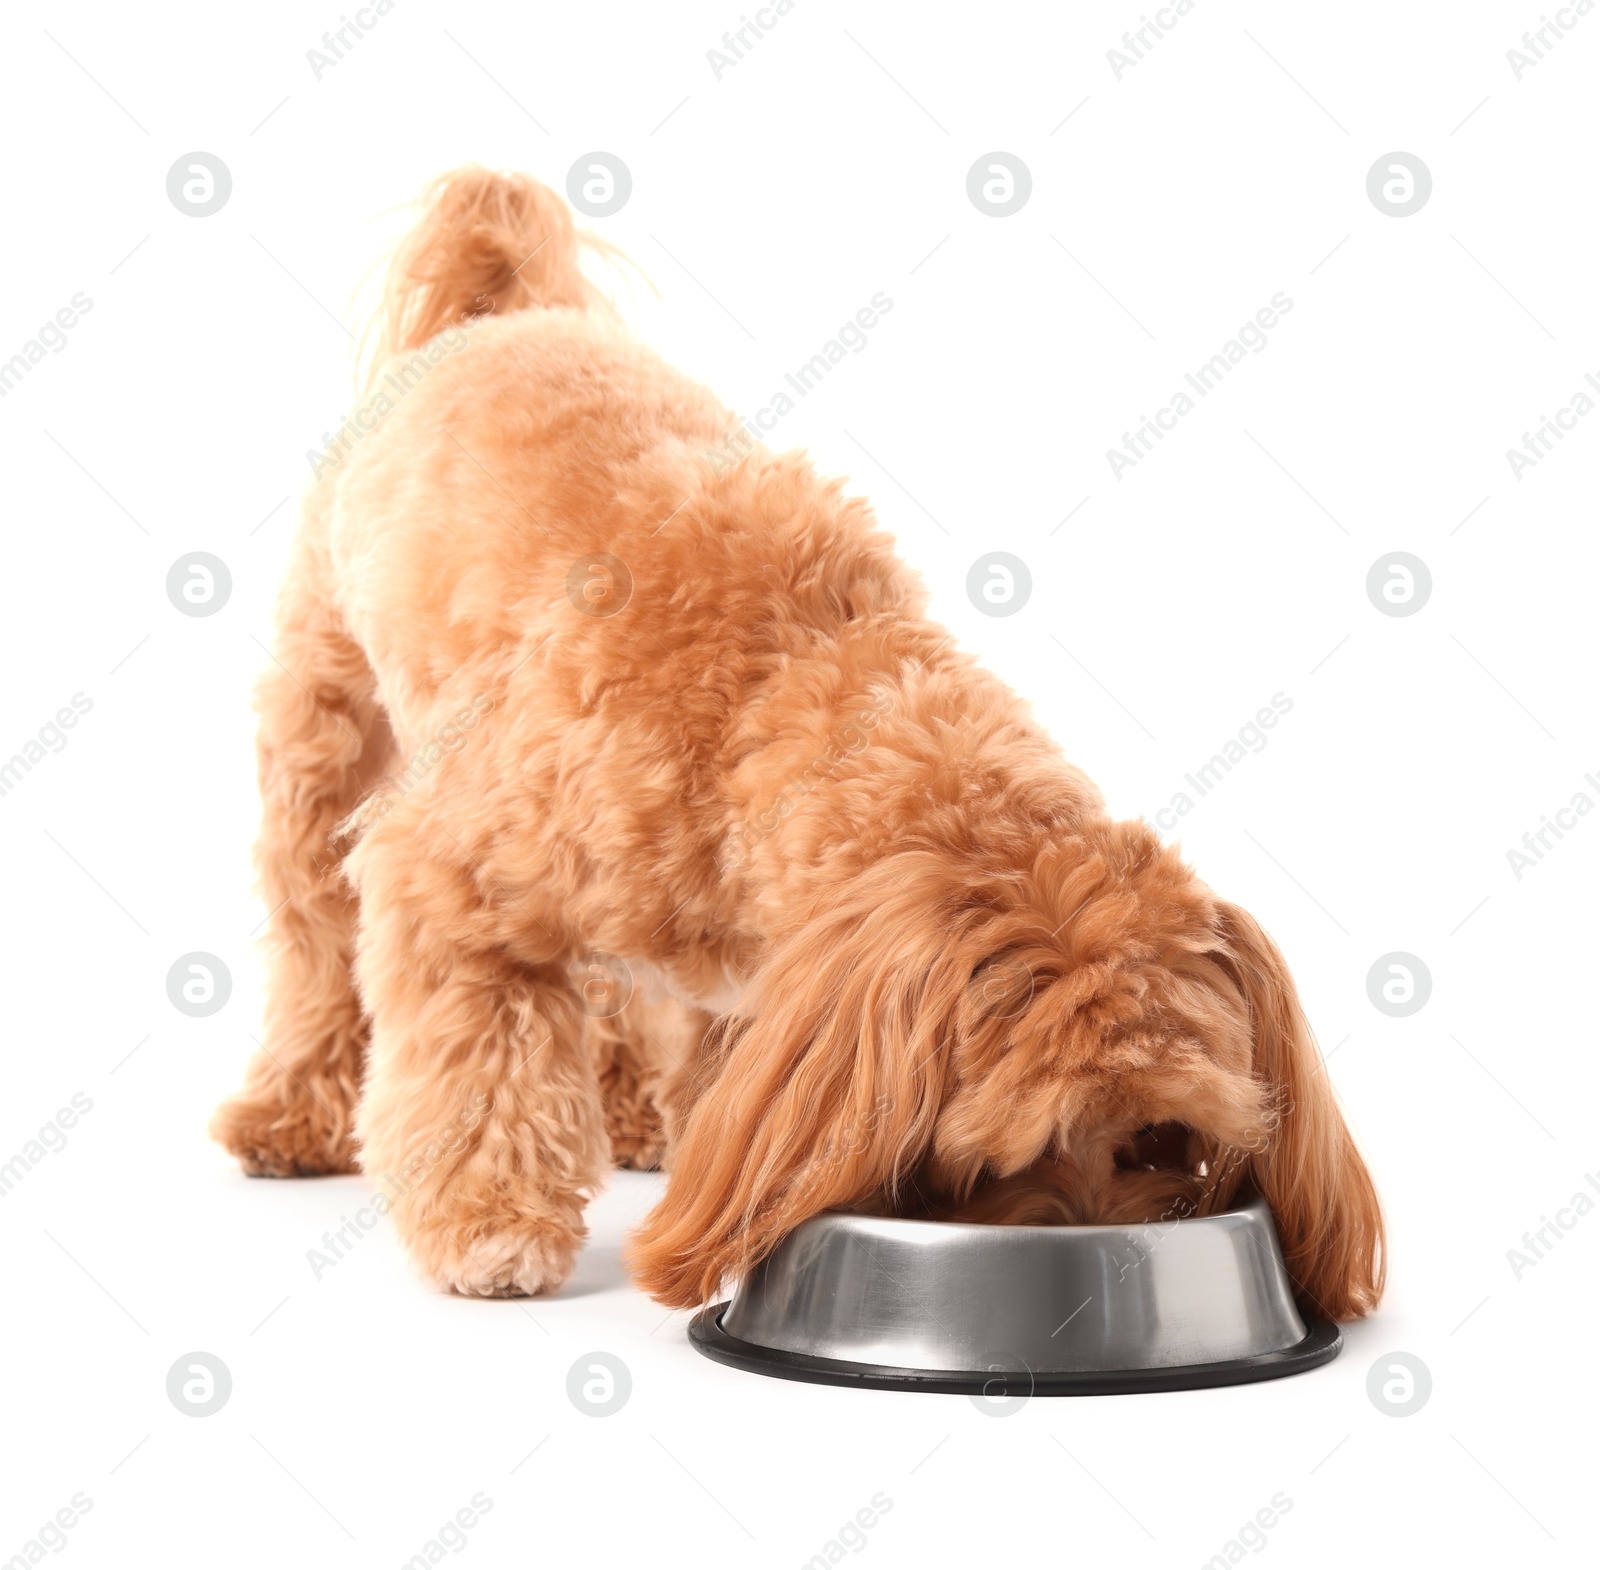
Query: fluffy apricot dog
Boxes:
[{"xmin": 212, "ymin": 167, "xmax": 1384, "ymax": 1320}]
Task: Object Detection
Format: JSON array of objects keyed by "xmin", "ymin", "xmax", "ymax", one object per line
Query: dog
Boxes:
[{"xmin": 211, "ymin": 166, "xmax": 1384, "ymax": 1320}]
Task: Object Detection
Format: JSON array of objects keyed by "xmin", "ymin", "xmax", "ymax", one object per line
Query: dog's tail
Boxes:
[{"xmin": 369, "ymin": 165, "xmax": 613, "ymax": 365}]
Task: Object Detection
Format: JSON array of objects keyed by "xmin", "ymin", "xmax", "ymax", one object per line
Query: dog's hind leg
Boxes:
[
  {"xmin": 210, "ymin": 507, "xmax": 391, "ymax": 1176},
  {"xmin": 348, "ymin": 796, "xmax": 610, "ymax": 1297}
]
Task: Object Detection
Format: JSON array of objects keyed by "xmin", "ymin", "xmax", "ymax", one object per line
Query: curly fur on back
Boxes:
[{"xmin": 211, "ymin": 165, "xmax": 1385, "ymax": 1321}]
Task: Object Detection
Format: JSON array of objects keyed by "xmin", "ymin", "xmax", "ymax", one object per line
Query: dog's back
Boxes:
[{"xmin": 320, "ymin": 170, "xmax": 739, "ymax": 746}]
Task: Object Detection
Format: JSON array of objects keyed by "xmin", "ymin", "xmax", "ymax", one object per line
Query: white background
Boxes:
[{"xmin": 1, "ymin": 1, "xmax": 1595, "ymax": 1565}]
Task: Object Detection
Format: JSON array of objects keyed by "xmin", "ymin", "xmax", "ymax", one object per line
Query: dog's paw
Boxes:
[
  {"xmin": 419, "ymin": 1218, "xmax": 582, "ymax": 1298},
  {"xmin": 210, "ymin": 1092, "xmax": 358, "ymax": 1177}
]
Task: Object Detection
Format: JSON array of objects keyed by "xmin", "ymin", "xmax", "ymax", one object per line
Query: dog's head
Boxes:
[{"xmin": 628, "ymin": 819, "xmax": 1384, "ymax": 1320}]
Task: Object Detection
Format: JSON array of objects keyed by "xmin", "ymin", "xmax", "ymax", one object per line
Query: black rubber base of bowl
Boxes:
[{"xmin": 688, "ymin": 1306, "xmax": 1342, "ymax": 1396}]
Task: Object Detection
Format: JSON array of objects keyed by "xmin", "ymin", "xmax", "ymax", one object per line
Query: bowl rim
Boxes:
[{"xmin": 803, "ymin": 1190, "xmax": 1272, "ymax": 1241}]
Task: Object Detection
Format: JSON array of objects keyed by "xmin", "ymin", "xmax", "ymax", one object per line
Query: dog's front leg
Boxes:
[{"xmin": 348, "ymin": 806, "xmax": 607, "ymax": 1297}]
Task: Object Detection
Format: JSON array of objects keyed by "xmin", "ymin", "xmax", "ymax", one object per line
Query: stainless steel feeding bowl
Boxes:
[{"xmin": 688, "ymin": 1195, "xmax": 1340, "ymax": 1395}]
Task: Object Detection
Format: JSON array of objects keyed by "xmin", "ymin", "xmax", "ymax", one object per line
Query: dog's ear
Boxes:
[
  {"xmin": 1215, "ymin": 902, "xmax": 1385, "ymax": 1319},
  {"xmin": 627, "ymin": 875, "xmax": 963, "ymax": 1309}
]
